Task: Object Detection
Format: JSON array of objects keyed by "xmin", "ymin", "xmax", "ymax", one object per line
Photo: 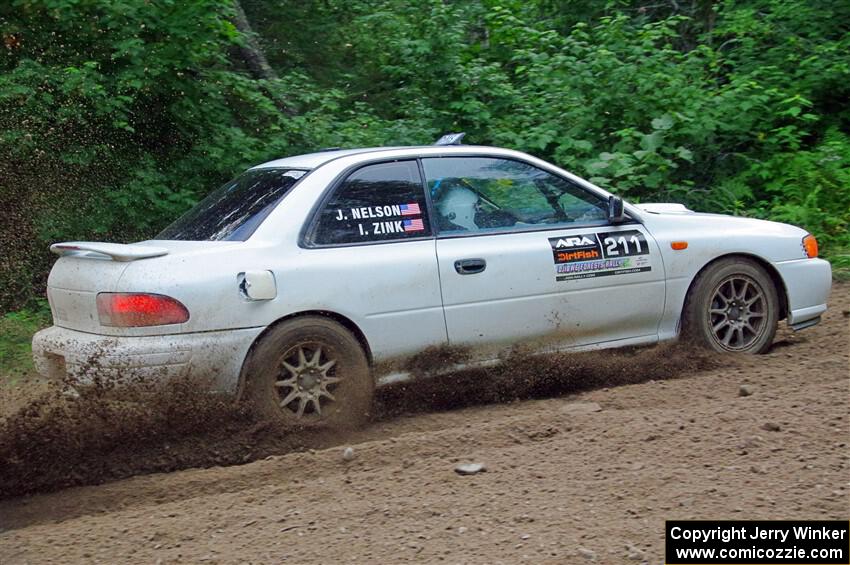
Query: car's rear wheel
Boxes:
[
  {"xmin": 683, "ymin": 258, "xmax": 779, "ymax": 353},
  {"xmin": 242, "ymin": 316, "xmax": 373, "ymax": 429}
]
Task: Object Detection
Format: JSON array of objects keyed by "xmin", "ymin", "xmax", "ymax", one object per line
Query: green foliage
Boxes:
[
  {"xmin": 244, "ymin": 0, "xmax": 850, "ymax": 256},
  {"xmin": 0, "ymin": 303, "xmax": 50, "ymax": 381},
  {"xmin": 733, "ymin": 128, "xmax": 850, "ymax": 277},
  {"xmin": 1, "ymin": 0, "xmax": 849, "ymax": 311},
  {"xmin": 748, "ymin": 129, "xmax": 849, "ymax": 247}
]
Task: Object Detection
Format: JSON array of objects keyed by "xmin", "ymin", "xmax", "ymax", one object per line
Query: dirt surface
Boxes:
[{"xmin": 0, "ymin": 284, "xmax": 847, "ymax": 563}]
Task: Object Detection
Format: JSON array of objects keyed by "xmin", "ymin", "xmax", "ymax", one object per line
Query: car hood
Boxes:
[
  {"xmin": 639, "ymin": 207, "xmax": 810, "ymax": 264},
  {"xmin": 633, "ymin": 202, "xmax": 693, "ymax": 214},
  {"xmin": 636, "ymin": 204, "xmax": 807, "ymax": 236}
]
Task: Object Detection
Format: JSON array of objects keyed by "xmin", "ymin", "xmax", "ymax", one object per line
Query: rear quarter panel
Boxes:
[
  {"xmin": 46, "ymin": 256, "xmax": 131, "ymax": 333},
  {"xmin": 113, "ymin": 242, "xmax": 286, "ymax": 337}
]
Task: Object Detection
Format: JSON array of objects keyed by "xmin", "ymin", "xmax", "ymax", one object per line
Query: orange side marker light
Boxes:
[
  {"xmin": 802, "ymin": 234, "xmax": 818, "ymax": 258},
  {"xmin": 671, "ymin": 241, "xmax": 688, "ymax": 250}
]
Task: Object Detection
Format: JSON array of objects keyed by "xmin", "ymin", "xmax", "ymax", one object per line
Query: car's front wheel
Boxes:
[
  {"xmin": 683, "ymin": 258, "xmax": 779, "ymax": 353},
  {"xmin": 242, "ymin": 316, "xmax": 373, "ymax": 429}
]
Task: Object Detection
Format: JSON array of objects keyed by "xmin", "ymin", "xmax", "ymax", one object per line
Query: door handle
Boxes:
[{"xmin": 454, "ymin": 258, "xmax": 487, "ymax": 275}]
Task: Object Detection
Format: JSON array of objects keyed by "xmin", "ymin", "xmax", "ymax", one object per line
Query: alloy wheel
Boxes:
[
  {"xmin": 708, "ymin": 275, "xmax": 768, "ymax": 351},
  {"xmin": 275, "ymin": 343, "xmax": 340, "ymax": 419}
]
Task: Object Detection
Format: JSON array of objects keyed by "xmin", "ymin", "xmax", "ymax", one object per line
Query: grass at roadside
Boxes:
[
  {"xmin": 828, "ymin": 251, "xmax": 850, "ymax": 281},
  {"xmin": 0, "ymin": 303, "xmax": 51, "ymax": 384}
]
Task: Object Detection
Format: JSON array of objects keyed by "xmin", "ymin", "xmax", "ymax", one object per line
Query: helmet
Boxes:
[{"xmin": 437, "ymin": 185, "xmax": 479, "ymax": 230}]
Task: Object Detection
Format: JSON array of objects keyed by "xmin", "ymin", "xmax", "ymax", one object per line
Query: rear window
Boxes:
[{"xmin": 158, "ymin": 168, "xmax": 307, "ymax": 241}]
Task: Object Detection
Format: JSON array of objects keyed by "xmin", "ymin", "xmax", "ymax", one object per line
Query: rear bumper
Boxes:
[
  {"xmin": 31, "ymin": 326, "xmax": 264, "ymax": 393},
  {"xmin": 774, "ymin": 257, "xmax": 832, "ymax": 326}
]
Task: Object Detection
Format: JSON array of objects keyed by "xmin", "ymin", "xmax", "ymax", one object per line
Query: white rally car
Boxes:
[{"xmin": 33, "ymin": 137, "xmax": 832, "ymax": 427}]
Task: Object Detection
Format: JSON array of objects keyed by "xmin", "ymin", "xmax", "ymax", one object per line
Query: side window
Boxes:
[
  {"xmin": 422, "ymin": 157, "xmax": 608, "ymax": 234},
  {"xmin": 313, "ymin": 160, "xmax": 432, "ymax": 245}
]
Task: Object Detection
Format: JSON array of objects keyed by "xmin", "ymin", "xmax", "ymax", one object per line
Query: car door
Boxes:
[
  {"xmin": 422, "ymin": 156, "xmax": 666, "ymax": 359},
  {"xmin": 301, "ymin": 159, "xmax": 447, "ymax": 363}
]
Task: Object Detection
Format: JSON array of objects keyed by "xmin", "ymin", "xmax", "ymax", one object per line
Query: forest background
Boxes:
[{"xmin": 1, "ymin": 0, "xmax": 848, "ymax": 374}]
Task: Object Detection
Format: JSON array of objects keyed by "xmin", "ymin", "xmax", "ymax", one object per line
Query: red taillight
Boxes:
[{"xmin": 97, "ymin": 293, "xmax": 190, "ymax": 327}]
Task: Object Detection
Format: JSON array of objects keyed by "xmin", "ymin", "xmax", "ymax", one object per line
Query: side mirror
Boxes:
[{"xmin": 607, "ymin": 195, "xmax": 626, "ymax": 224}]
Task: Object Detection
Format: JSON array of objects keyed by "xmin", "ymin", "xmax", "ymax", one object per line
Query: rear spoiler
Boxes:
[{"xmin": 50, "ymin": 242, "xmax": 169, "ymax": 262}]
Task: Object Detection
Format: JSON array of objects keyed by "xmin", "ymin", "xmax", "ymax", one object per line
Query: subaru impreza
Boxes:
[{"xmin": 32, "ymin": 136, "xmax": 832, "ymax": 427}]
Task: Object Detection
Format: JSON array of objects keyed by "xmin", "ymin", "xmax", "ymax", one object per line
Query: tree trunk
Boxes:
[{"xmin": 231, "ymin": 1, "xmax": 296, "ymax": 115}]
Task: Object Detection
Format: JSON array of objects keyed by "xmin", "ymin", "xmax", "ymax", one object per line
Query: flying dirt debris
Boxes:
[{"xmin": 0, "ymin": 342, "xmax": 718, "ymax": 498}]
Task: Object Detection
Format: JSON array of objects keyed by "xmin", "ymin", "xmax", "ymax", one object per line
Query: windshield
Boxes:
[{"xmin": 157, "ymin": 168, "xmax": 308, "ymax": 241}]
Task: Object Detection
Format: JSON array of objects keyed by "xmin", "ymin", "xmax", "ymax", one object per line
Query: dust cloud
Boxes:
[{"xmin": 0, "ymin": 343, "xmax": 718, "ymax": 498}]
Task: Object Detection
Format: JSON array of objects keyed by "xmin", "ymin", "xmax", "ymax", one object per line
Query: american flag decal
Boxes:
[
  {"xmin": 403, "ymin": 218, "xmax": 425, "ymax": 232},
  {"xmin": 400, "ymin": 203, "xmax": 421, "ymax": 216}
]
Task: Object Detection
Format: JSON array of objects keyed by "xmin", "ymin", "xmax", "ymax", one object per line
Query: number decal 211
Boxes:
[
  {"xmin": 604, "ymin": 234, "xmax": 644, "ymax": 256},
  {"xmin": 599, "ymin": 230, "xmax": 649, "ymax": 258}
]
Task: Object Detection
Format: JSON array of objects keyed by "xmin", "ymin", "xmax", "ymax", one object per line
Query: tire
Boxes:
[
  {"xmin": 682, "ymin": 257, "xmax": 779, "ymax": 354},
  {"xmin": 242, "ymin": 316, "xmax": 373, "ymax": 429}
]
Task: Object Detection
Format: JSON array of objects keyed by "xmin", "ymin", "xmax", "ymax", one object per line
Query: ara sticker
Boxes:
[{"xmin": 548, "ymin": 230, "xmax": 651, "ymax": 281}]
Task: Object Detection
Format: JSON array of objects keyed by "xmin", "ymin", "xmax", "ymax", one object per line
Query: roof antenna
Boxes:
[{"xmin": 434, "ymin": 132, "xmax": 466, "ymax": 146}]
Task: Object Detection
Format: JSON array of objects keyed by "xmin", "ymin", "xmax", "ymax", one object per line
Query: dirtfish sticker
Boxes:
[{"xmin": 549, "ymin": 230, "xmax": 651, "ymax": 281}]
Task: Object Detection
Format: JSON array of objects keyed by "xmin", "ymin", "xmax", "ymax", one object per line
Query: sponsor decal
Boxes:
[
  {"xmin": 551, "ymin": 235, "xmax": 597, "ymax": 248},
  {"xmin": 555, "ymin": 248, "xmax": 601, "ymax": 263},
  {"xmin": 549, "ymin": 230, "xmax": 652, "ymax": 281},
  {"xmin": 556, "ymin": 258, "xmax": 628, "ymax": 274}
]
